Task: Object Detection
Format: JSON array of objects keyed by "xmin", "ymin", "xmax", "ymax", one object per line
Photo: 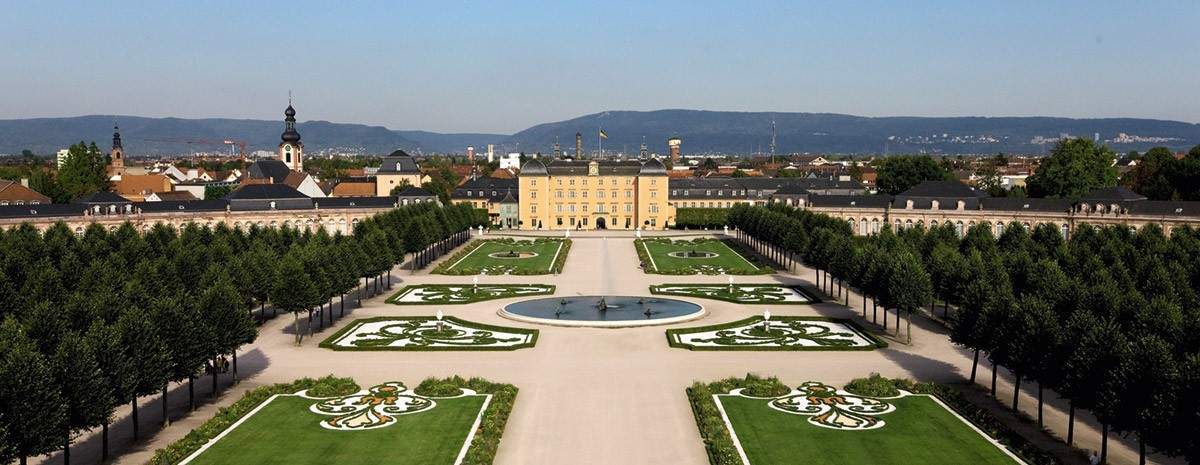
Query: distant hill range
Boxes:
[{"xmin": 1, "ymin": 110, "xmax": 1197, "ymax": 157}]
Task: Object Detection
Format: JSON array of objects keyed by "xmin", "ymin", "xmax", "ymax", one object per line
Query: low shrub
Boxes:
[{"xmin": 844, "ymin": 373, "xmax": 902, "ymax": 397}]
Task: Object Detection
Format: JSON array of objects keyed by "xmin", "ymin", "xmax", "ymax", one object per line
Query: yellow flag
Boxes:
[{"xmin": 599, "ymin": 130, "xmax": 608, "ymax": 139}]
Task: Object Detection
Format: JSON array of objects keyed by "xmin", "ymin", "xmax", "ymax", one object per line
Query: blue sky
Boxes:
[{"xmin": 1, "ymin": 1, "xmax": 1197, "ymax": 133}]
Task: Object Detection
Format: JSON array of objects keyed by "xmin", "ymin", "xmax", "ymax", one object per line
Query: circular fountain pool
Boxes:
[{"xmin": 499, "ymin": 296, "xmax": 706, "ymax": 327}]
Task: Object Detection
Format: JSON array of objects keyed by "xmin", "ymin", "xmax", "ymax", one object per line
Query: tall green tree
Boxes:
[
  {"xmin": 874, "ymin": 155, "xmax": 955, "ymax": 195},
  {"xmin": 1025, "ymin": 138, "xmax": 1118, "ymax": 199},
  {"xmin": 57, "ymin": 142, "xmax": 110, "ymax": 201},
  {"xmin": 52, "ymin": 333, "xmax": 112, "ymax": 465},
  {"xmin": 0, "ymin": 318, "xmax": 65, "ymax": 465}
]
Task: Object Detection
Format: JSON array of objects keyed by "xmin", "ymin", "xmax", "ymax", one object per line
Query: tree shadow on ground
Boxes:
[{"xmin": 34, "ymin": 348, "xmax": 270, "ymax": 465}]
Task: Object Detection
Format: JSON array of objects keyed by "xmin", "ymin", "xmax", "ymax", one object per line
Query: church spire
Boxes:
[
  {"xmin": 281, "ymin": 103, "xmax": 301, "ymax": 143},
  {"xmin": 112, "ymin": 123, "xmax": 123, "ymax": 150}
]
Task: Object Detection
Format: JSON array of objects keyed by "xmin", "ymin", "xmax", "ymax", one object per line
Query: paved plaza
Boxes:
[{"xmin": 52, "ymin": 231, "xmax": 1155, "ymax": 465}]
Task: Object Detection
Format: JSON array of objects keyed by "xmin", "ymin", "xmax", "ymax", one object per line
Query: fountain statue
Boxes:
[
  {"xmin": 596, "ymin": 297, "xmax": 608, "ymax": 312},
  {"xmin": 762, "ymin": 309, "xmax": 772, "ymax": 332},
  {"xmin": 643, "ymin": 305, "xmax": 653, "ymax": 318}
]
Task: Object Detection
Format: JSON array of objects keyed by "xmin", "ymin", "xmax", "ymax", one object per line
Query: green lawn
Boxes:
[
  {"xmin": 637, "ymin": 238, "xmax": 771, "ymax": 275},
  {"xmin": 434, "ymin": 239, "xmax": 569, "ymax": 275},
  {"xmin": 718, "ymin": 394, "xmax": 1021, "ymax": 465},
  {"xmin": 184, "ymin": 394, "xmax": 486, "ymax": 465}
]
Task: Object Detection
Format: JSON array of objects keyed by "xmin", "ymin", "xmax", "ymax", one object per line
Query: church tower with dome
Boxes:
[{"xmin": 278, "ymin": 103, "xmax": 304, "ymax": 171}]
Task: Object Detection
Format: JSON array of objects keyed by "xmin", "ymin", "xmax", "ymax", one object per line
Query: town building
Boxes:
[
  {"xmin": 451, "ymin": 177, "xmax": 519, "ymax": 228},
  {"xmin": 0, "ymin": 179, "xmax": 51, "ymax": 205},
  {"xmin": 374, "ymin": 150, "xmax": 425, "ymax": 196}
]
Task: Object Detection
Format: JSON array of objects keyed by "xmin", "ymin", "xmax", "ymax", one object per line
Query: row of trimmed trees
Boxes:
[
  {"xmin": 727, "ymin": 203, "xmax": 1200, "ymax": 464},
  {"xmin": 0, "ymin": 202, "xmax": 482, "ymax": 465},
  {"xmin": 730, "ymin": 204, "xmax": 933, "ymax": 343}
]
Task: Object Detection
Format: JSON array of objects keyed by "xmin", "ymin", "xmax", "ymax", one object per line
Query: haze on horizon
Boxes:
[{"xmin": 1, "ymin": 0, "xmax": 1197, "ymax": 134}]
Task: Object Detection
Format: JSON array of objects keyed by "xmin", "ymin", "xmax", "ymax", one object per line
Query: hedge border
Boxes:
[
  {"xmin": 318, "ymin": 316, "xmax": 540, "ymax": 351},
  {"xmin": 665, "ymin": 316, "xmax": 887, "ymax": 351},
  {"xmin": 414, "ymin": 376, "xmax": 519, "ymax": 465},
  {"xmin": 648, "ymin": 284, "xmax": 820, "ymax": 305},
  {"xmin": 635, "ymin": 238, "xmax": 774, "ymax": 275},
  {"xmin": 432, "ymin": 238, "xmax": 571, "ymax": 275},
  {"xmin": 145, "ymin": 376, "xmax": 360, "ymax": 465},
  {"xmin": 385, "ymin": 284, "xmax": 556, "ymax": 305}
]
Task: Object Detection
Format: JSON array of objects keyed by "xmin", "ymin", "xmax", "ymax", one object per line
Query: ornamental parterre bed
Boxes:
[
  {"xmin": 649, "ymin": 284, "xmax": 816, "ymax": 304},
  {"xmin": 387, "ymin": 284, "xmax": 555, "ymax": 305},
  {"xmin": 162, "ymin": 376, "xmax": 517, "ymax": 465},
  {"xmin": 434, "ymin": 238, "xmax": 570, "ymax": 275},
  {"xmin": 693, "ymin": 377, "xmax": 1027, "ymax": 465},
  {"xmin": 636, "ymin": 238, "xmax": 772, "ymax": 275},
  {"xmin": 320, "ymin": 316, "xmax": 538, "ymax": 351},
  {"xmin": 666, "ymin": 316, "xmax": 885, "ymax": 351}
]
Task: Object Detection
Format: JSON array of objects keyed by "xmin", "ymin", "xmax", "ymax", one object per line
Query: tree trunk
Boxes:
[
  {"xmin": 1037, "ymin": 383, "xmax": 1044, "ymax": 428},
  {"xmin": 943, "ymin": 301, "xmax": 949, "ymax": 319},
  {"xmin": 1139, "ymin": 432, "xmax": 1146, "ymax": 465},
  {"xmin": 259, "ymin": 301, "xmax": 265, "ymax": 324},
  {"xmin": 990, "ymin": 362, "xmax": 998, "ymax": 396},
  {"xmin": 359, "ymin": 277, "xmax": 365, "ymax": 305},
  {"xmin": 161, "ymin": 385, "xmax": 169, "ymax": 426},
  {"xmin": 906, "ymin": 311, "xmax": 912, "ymax": 344},
  {"xmin": 1012, "ymin": 373, "xmax": 1021, "ymax": 411},
  {"xmin": 211, "ymin": 357, "xmax": 218, "ymax": 396},
  {"xmin": 102, "ymin": 421, "xmax": 108, "ymax": 461},
  {"xmin": 340, "ymin": 294, "xmax": 345, "ymax": 317},
  {"xmin": 63, "ymin": 427, "xmax": 70, "ymax": 465},
  {"xmin": 232, "ymin": 351, "xmax": 238, "ymax": 384},
  {"xmin": 189, "ymin": 374, "xmax": 195, "ymax": 410},
  {"xmin": 131, "ymin": 398, "xmax": 139, "ymax": 440},
  {"xmin": 1067, "ymin": 402, "xmax": 1075, "ymax": 445},
  {"xmin": 307, "ymin": 310, "xmax": 313, "ymax": 338},
  {"xmin": 970, "ymin": 349, "xmax": 979, "ymax": 382},
  {"xmin": 1101, "ymin": 423, "xmax": 1109, "ymax": 464},
  {"xmin": 882, "ymin": 306, "xmax": 887, "ymax": 330},
  {"xmin": 293, "ymin": 312, "xmax": 301, "ymax": 345},
  {"xmin": 862, "ymin": 294, "xmax": 867, "ymax": 318},
  {"xmin": 872, "ymin": 299, "xmax": 877, "ymax": 323}
]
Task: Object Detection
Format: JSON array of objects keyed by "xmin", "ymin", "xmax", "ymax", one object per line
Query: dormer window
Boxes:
[{"xmin": 395, "ymin": 162, "xmax": 402, "ymax": 170}]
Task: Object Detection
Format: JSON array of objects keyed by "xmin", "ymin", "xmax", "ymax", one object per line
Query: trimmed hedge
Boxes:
[
  {"xmin": 687, "ymin": 374, "xmax": 790, "ymax": 465},
  {"xmin": 907, "ymin": 381, "xmax": 1061, "ymax": 465},
  {"xmin": 433, "ymin": 239, "xmax": 488, "ymax": 274},
  {"xmin": 549, "ymin": 238, "xmax": 572, "ymax": 274},
  {"xmin": 413, "ymin": 376, "xmax": 519, "ymax": 465},
  {"xmin": 665, "ymin": 316, "xmax": 887, "ymax": 351},
  {"xmin": 648, "ymin": 284, "xmax": 820, "ymax": 305},
  {"xmin": 385, "ymin": 284, "xmax": 556, "ymax": 305},
  {"xmin": 674, "ymin": 208, "xmax": 729, "ymax": 229},
  {"xmin": 145, "ymin": 376, "xmax": 360, "ymax": 465},
  {"xmin": 318, "ymin": 316, "xmax": 539, "ymax": 351}
]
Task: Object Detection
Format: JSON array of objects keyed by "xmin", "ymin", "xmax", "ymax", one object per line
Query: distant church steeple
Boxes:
[
  {"xmin": 279, "ymin": 100, "xmax": 304, "ymax": 172},
  {"xmin": 108, "ymin": 123, "xmax": 126, "ymax": 177}
]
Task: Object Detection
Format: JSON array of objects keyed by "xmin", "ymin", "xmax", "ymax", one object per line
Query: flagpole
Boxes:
[{"xmin": 598, "ymin": 127, "xmax": 602, "ymax": 159}]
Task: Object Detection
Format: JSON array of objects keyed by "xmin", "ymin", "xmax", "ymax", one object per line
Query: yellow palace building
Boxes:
[{"xmin": 517, "ymin": 158, "xmax": 671, "ymax": 230}]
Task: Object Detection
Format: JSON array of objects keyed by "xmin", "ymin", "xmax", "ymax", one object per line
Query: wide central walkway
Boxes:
[{"xmin": 82, "ymin": 231, "xmax": 1158, "ymax": 465}]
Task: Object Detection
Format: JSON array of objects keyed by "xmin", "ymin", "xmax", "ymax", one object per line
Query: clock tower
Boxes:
[
  {"xmin": 109, "ymin": 124, "xmax": 126, "ymax": 177},
  {"xmin": 279, "ymin": 103, "xmax": 303, "ymax": 171}
]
